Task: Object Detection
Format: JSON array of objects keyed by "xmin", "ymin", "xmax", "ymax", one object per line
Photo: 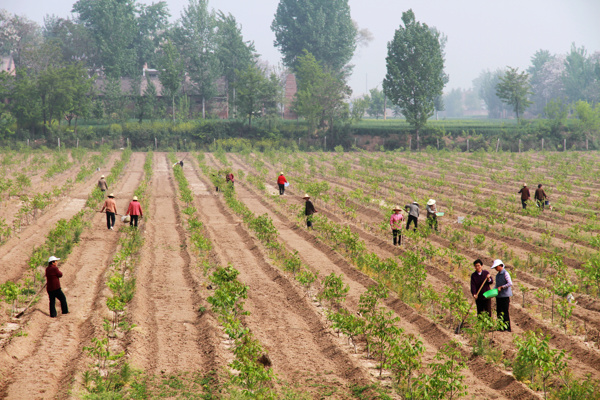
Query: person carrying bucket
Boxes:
[
  {"xmin": 126, "ymin": 195, "xmax": 143, "ymax": 227},
  {"xmin": 277, "ymin": 172, "xmax": 288, "ymax": 195},
  {"xmin": 426, "ymin": 199, "xmax": 438, "ymax": 232},
  {"xmin": 491, "ymin": 259, "xmax": 513, "ymax": 332},
  {"xmin": 390, "ymin": 206, "xmax": 404, "ymax": 245},
  {"xmin": 100, "ymin": 193, "xmax": 118, "ymax": 230},
  {"xmin": 534, "ymin": 184, "xmax": 547, "ymax": 211},
  {"xmin": 470, "ymin": 259, "xmax": 493, "ymax": 317}
]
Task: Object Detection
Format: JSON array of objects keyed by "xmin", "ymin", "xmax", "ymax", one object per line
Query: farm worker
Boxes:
[
  {"xmin": 46, "ymin": 256, "xmax": 69, "ymax": 318},
  {"xmin": 390, "ymin": 206, "xmax": 404, "ymax": 245},
  {"xmin": 277, "ymin": 172, "xmax": 288, "ymax": 195},
  {"xmin": 172, "ymin": 160, "xmax": 184, "ymax": 168},
  {"xmin": 97, "ymin": 175, "xmax": 108, "ymax": 192},
  {"xmin": 303, "ymin": 194, "xmax": 317, "ymax": 229},
  {"xmin": 534, "ymin": 184, "xmax": 547, "ymax": 211},
  {"xmin": 226, "ymin": 172, "xmax": 235, "ymax": 186},
  {"xmin": 426, "ymin": 199, "xmax": 438, "ymax": 232},
  {"xmin": 471, "ymin": 259, "xmax": 493, "ymax": 317},
  {"xmin": 126, "ymin": 195, "xmax": 143, "ymax": 227},
  {"xmin": 404, "ymin": 201, "xmax": 419, "ymax": 231},
  {"xmin": 518, "ymin": 183, "xmax": 530, "ymax": 209},
  {"xmin": 100, "ymin": 193, "xmax": 118, "ymax": 230},
  {"xmin": 491, "ymin": 259, "xmax": 513, "ymax": 332}
]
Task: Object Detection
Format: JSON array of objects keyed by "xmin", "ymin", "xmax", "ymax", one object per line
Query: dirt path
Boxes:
[
  {"xmin": 126, "ymin": 153, "xmax": 219, "ymax": 375},
  {"xmin": 0, "ymin": 152, "xmax": 121, "ymax": 286},
  {"xmin": 189, "ymin": 156, "xmax": 373, "ymax": 394},
  {"xmin": 0, "ymin": 152, "xmax": 144, "ymax": 400},
  {"xmin": 222, "ymin": 154, "xmax": 538, "ymax": 399}
]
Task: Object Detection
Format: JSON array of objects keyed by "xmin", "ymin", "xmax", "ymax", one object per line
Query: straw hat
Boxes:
[
  {"xmin": 393, "ymin": 205, "xmax": 402, "ymax": 211},
  {"xmin": 303, "ymin": 194, "xmax": 310, "ymax": 199},
  {"xmin": 132, "ymin": 196, "xmax": 138, "ymax": 201},
  {"xmin": 280, "ymin": 171, "xmax": 284, "ymax": 175},
  {"xmin": 427, "ymin": 199, "xmax": 436, "ymax": 206},
  {"xmin": 523, "ymin": 183, "xmax": 527, "ymax": 187},
  {"xmin": 108, "ymin": 193, "xmax": 115, "ymax": 198},
  {"xmin": 101, "ymin": 175, "xmax": 105, "ymax": 178}
]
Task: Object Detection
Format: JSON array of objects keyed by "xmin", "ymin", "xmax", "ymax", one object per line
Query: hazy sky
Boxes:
[{"xmin": 3, "ymin": 0, "xmax": 600, "ymax": 97}]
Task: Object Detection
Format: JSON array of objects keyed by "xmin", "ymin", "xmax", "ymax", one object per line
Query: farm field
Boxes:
[{"xmin": 0, "ymin": 149, "xmax": 599, "ymax": 399}]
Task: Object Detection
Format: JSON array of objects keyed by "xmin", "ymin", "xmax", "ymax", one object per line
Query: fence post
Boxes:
[
  {"xmin": 155, "ymin": 137, "xmax": 157, "ymax": 150},
  {"xmin": 77, "ymin": 138, "xmax": 79, "ymax": 148},
  {"xmin": 27, "ymin": 139, "xmax": 29, "ymax": 147},
  {"xmin": 409, "ymin": 137, "xmax": 412, "ymax": 151},
  {"xmin": 496, "ymin": 138, "xmax": 500, "ymax": 152},
  {"xmin": 564, "ymin": 138, "xmax": 566, "ymax": 152},
  {"xmin": 437, "ymin": 138, "xmax": 439, "ymax": 150},
  {"xmin": 58, "ymin": 137, "xmax": 60, "ymax": 149},
  {"xmin": 586, "ymin": 138, "xmax": 588, "ymax": 150},
  {"xmin": 324, "ymin": 136, "xmax": 326, "ymax": 150},
  {"xmin": 519, "ymin": 139, "xmax": 521, "ymax": 153},
  {"xmin": 467, "ymin": 139, "xmax": 469, "ymax": 152},
  {"xmin": 542, "ymin": 138, "xmax": 544, "ymax": 151}
]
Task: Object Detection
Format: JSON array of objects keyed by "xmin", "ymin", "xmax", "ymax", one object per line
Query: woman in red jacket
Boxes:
[
  {"xmin": 126, "ymin": 195, "xmax": 143, "ymax": 227},
  {"xmin": 277, "ymin": 172, "xmax": 287, "ymax": 195}
]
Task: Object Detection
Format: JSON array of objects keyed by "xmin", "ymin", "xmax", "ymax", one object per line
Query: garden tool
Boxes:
[
  {"xmin": 454, "ymin": 278, "xmax": 488, "ymax": 334},
  {"xmin": 16, "ymin": 283, "xmax": 47, "ymax": 318}
]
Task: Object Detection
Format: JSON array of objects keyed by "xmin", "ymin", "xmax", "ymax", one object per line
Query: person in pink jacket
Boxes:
[
  {"xmin": 390, "ymin": 206, "xmax": 404, "ymax": 246},
  {"xmin": 126, "ymin": 195, "xmax": 143, "ymax": 227}
]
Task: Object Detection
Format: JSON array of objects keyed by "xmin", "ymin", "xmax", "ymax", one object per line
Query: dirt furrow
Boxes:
[
  {"xmin": 191, "ymin": 156, "xmax": 373, "ymax": 392},
  {"xmin": 0, "ymin": 152, "xmax": 121, "ymax": 286},
  {"xmin": 225, "ymin": 154, "xmax": 537, "ymax": 399},
  {"xmin": 0, "ymin": 152, "xmax": 144, "ymax": 400},
  {"xmin": 126, "ymin": 153, "xmax": 217, "ymax": 375}
]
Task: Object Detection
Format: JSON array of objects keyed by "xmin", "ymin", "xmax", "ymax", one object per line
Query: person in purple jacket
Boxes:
[
  {"xmin": 470, "ymin": 259, "xmax": 493, "ymax": 317},
  {"xmin": 46, "ymin": 256, "xmax": 69, "ymax": 318}
]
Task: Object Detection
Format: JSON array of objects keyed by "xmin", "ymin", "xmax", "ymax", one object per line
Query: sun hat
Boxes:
[
  {"xmin": 48, "ymin": 256, "xmax": 60, "ymax": 263},
  {"xmin": 132, "ymin": 196, "xmax": 138, "ymax": 201},
  {"xmin": 101, "ymin": 175, "xmax": 105, "ymax": 178},
  {"xmin": 280, "ymin": 172, "xmax": 284, "ymax": 175},
  {"xmin": 491, "ymin": 259, "xmax": 504, "ymax": 269},
  {"xmin": 108, "ymin": 193, "xmax": 115, "ymax": 198},
  {"xmin": 303, "ymin": 194, "xmax": 310, "ymax": 198},
  {"xmin": 523, "ymin": 183, "xmax": 527, "ymax": 186},
  {"xmin": 413, "ymin": 201, "xmax": 419, "ymax": 205},
  {"xmin": 393, "ymin": 205, "xmax": 402, "ymax": 211},
  {"xmin": 427, "ymin": 199, "xmax": 436, "ymax": 206}
]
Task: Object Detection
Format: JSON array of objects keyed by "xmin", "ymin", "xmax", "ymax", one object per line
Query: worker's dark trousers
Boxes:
[
  {"xmin": 496, "ymin": 297, "xmax": 511, "ymax": 331},
  {"xmin": 392, "ymin": 229, "xmax": 401, "ymax": 245},
  {"xmin": 130, "ymin": 215, "xmax": 139, "ymax": 227},
  {"xmin": 406, "ymin": 215, "xmax": 418, "ymax": 231},
  {"xmin": 476, "ymin": 298, "xmax": 492, "ymax": 317},
  {"xmin": 278, "ymin": 183, "xmax": 285, "ymax": 195},
  {"xmin": 521, "ymin": 200, "xmax": 527, "ymax": 209},
  {"xmin": 106, "ymin": 212, "xmax": 115, "ymax": 229},
  {"xmin": 306, "ymin": 215, "xmax": 313, "ymax": 229},
  {"xmin": 49, "ymin": 288, "xmax": 68, "ymax": 317}
]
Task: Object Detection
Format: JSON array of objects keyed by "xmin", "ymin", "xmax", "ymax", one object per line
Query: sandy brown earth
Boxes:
[
  {"xmin": 1, "ymin": 150, "xmax": 598, "ymax": 400},
  {"xmin": 0, "ymin": 152, "xmax": 145, "ymax": 399}
]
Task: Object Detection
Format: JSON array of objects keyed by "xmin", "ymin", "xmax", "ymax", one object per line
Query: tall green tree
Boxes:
[
  {"xmin": 72, "ymin": 0, "xmax": 138, "ymax": 77},
  {"xmin": 383, "ymin": 9, "xmax": 446, "ymax": 150},
  {"xmin": 271, "ymin": 0, "xmax": 357, "ymax": 72},
  {"xmin": 473, "ymin": 69, "xmax": 509, "ymax": 119},
  {"xmin": 157, "ymin": 40, "xmax": 184, "ymax": 122},
  {"xmin": 368, "ymin": 87, "xmax": 385, "ymax": 119},
  {"xmin": 563, "ymin": 44, "xmax": 600, "ymax": 104},
  {"xmin": 173, "ymin": 0, "xmax": 220, "ymax": 118},
  {"xmin": 42, "ymin": 16, "xmax": 96, "ymax": 65},
  {"xmin": 527, "ymin": 49, "xmax": 554, "ymax": 115},
  {"xmin": 293, "ymin": 51, "xmax": 351, "ymax": 133},
  {"xmin": 495, "ymin": 66, "xmax": 532, "ymax": 121},
  {"xmin": 216, "ymin": 11, "xmax": 256, "ymax": 118},
  {"xmin": 234, "ymin": 65, "xmax": 267, "ymax": 128},
  {"xmin": 0, "ymin": 10, "xmax": 41, "ymax": 68},
  {"xmin": 135, "ymin": 2, "xmax": 170, "ymax": 69}
]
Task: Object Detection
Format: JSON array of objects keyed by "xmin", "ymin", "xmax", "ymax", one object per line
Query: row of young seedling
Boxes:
[
  {"xmin": 204, "ymin": 153, "xmax": 473, "ymax": 398},
  {"xmin": 0, "ymin": 149, "xmax": 128, "ymax": 323},
  {"xmin": 81, "ymin": 150, "xmax": 152, "ymax": 396},
  {"xmin": 237, "ymin": 151, "xmax": 599, "ymax": 398},
  {"xmin": 171, "ymin": 153, "xmax": 276, "ymax": 398}
]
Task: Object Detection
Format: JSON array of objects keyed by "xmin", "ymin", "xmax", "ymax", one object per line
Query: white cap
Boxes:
[
  {"xmin": 48, "ymin": 256, "xmax": 60, "ymax": 263},
  {"xmin": 491, "ymin": 259, "xmax": 504, "ymax": 269}
]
